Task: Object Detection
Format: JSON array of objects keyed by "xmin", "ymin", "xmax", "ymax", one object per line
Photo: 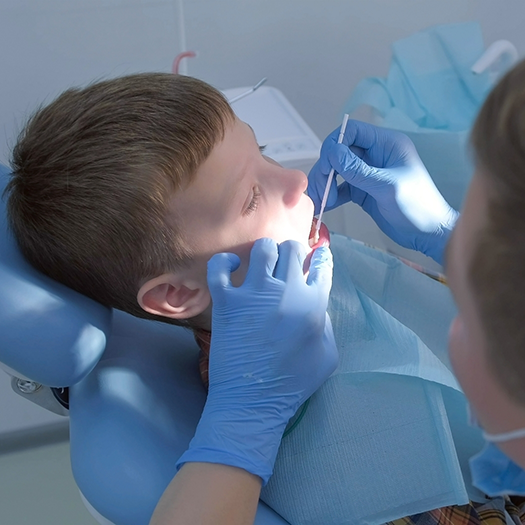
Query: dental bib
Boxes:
[{"xmin": 261, "ymin": 234, "xmax": 486, "ymax": 525}]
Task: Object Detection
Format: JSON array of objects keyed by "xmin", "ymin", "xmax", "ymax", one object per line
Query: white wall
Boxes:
[
  {"xmin": 1, "ymin": 1, "xmax": 524, "ymax": 164},
  {"xmin": 0, "ymin": 0, "xmax": 183, "ymax": 165},
  {"xmin": 0, "ymin": 0, "xmax": 524, "ymax": 433},
  {"xmin": 182, "ymin": 0, "xmax": 525, "ymax": 138}
]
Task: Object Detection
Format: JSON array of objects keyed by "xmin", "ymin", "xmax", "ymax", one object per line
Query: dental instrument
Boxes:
[
  {"xmin": 314, "ymin": 113, "xmax": 350, "ymax": 243},
  {"xmin": 228, "ymin": 77, "xmax": 268, "ymax": 104}
]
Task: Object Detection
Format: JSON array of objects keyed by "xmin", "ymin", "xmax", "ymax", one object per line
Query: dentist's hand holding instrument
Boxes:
[
  {"xmin": 314, "ymin": 113, "xmax": 349, "ymax": 243},
  {"xmin": 308, "ymin": 120, "xmax": 459, "ymax": 265}
]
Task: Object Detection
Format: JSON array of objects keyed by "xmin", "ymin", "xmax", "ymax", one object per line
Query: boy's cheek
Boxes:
[{"xmin": 226, "ymin": 221, "xmax": 331, "ymax": 283}]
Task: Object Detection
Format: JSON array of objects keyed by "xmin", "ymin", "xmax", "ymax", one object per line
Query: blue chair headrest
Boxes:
[{"xmin": 0, "ymin": 164, "xmax": 111, "ymax": 386}]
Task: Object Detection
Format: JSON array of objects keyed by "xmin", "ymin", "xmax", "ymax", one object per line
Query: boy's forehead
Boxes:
[
  {"xmin": 184, "ymin": 118, "xmax": 255, "ymax": 182},
  {"xmin": 213, "ymin": 118, "xmax": 257, "ymax": 172},
  {"xmin": 168, "ymin": 118, "xmax": 256, "ymax": 217}
]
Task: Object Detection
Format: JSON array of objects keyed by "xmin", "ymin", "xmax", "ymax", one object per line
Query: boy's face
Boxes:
[
  {"xmin": 171, "ymin": 117, "xmax": 316, "ymax": 286},
  {"xmin": 139, "ymin": 116, "xmax": 319, "ymax": 326}
]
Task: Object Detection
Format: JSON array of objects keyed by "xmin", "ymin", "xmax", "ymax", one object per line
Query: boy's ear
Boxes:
[{"xmin": 137, "ymin": 274, "xmax": 211, "ymax": 320}]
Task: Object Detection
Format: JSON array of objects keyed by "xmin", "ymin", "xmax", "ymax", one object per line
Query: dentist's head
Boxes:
[{"xmin": 446, "ymin": 59, "xmax": 525, "ymax": 471}]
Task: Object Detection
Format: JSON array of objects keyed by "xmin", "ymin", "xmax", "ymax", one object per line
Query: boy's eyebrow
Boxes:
[
  {"xmin": 226, "ymin": 124, "xmax": 254, "ymax": 210},
  {"xmin": 226, "ymin": 122, "xmax": 261, "ymax": 211}
]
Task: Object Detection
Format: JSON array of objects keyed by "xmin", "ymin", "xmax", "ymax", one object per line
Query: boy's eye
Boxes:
[
  {"xmin": 244, "ymin": 187, "xmax": 261, "ymax": 216},
  {"xmin": 259, "ymin": 144, "xmax": 267, "ymax": 154}
]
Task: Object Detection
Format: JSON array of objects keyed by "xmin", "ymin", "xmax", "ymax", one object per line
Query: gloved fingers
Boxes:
[
  {"xmin": 244, "ymin": 237, "xmax": 279, "ymax": 288},
  {"xmin": 308, "ymin": 167, "xmax": 342, "ymax": 213},
  {"xmin": 307, "ymin": 159, "xmax": 339, "ymax": 213},
  {"xmin": 307, "ymin": 129, "xmax": 367, "ymax": 213},
  {"xmin": 306, "ymin": 246, "xmax": 333, "ymax": 301},
  {"xmin": 308, "ymin": 127, "xmax": 344, "ymax": 183},
  {"xmin": 320, "ymin": 314, "xmax": 339, "ymax": 376},
  {"xmin": 301, "ymin": 314, "xmax": 338, "ymax": 399},
  {"xmin": 340, "ymin": 119, "xmax": 386, "ymax": 150},
  {"xmin": 358, "ymin": 192, "xmax": 382, "ymax": 219},
  {"xmin": 332, "ymin": 182, "xmax": 385, "ymax": 229},
  {"xmin": 343, "ymin": 183, "xmax": 379, "ymax": 218},
  {"xmin": 317, "ymin": 126, "xmax": 342, "ymax": 172},
  {"xmin": 311, "ymin": 178, "xmax": 339, "ymax": 214},
  {"xmin": 341, "ymin": 121, "xmax": 420, "ymax": 167},
  {"xmin": 349, "ymin": 144, "xmax": 366, "ymax": 158},
  {"xmin": 318, "ymin": 124, "xmax": 369, "ymax": 169},
  {"xmin": 328, "ymin": 143, "xmax": 383, "ymax": 192},
  {"xmin": 207, "ymin": 252, "xmax": 242, "ymax": 302},
  {"xmin": 329, "ymin": 181, "xmax": 365, "ymax": 209},
  {"xmin": 351, "ymin": 191, "xmax": 395, "ymax": 236},
  {"xmin": 274, "ymin": 240, "xmax": 307, "ymax": 282},
  {"xmin": 355, "ymin": 196, "xmax": 402, "ymax": 244}
]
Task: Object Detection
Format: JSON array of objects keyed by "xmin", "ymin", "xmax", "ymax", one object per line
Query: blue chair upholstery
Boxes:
[
  {"xmin": 0, "ymin": 164, "xmax": 111, "ymax": 386},
  {"xmin": 0, "ymin": 165, "xmax": 288, "ymax": 525}
]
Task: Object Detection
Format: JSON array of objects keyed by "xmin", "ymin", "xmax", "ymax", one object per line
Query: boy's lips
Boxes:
[
  {"xmin": 308, "ymin": 218, "xmax": 330, "ymax": 250},
  {"xmin": 304, "ymin": 218, "xmax": 330, "ymax": 273}
]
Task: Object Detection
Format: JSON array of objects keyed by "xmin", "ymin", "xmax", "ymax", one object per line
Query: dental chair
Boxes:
[{"xmin": 0, "ymin": 164, "xmax": 288, "ymax": 525}]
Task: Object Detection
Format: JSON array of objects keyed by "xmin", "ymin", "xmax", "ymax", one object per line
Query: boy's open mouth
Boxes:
[
  {"xmin": 304, "ymin": 218, "xmax": 330, "ymax": 274},
  {"xmin": 308, "ymin": 217, "xmax": 330, "ymax": 250}
]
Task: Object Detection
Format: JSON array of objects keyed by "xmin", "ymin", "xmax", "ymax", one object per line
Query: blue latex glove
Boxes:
[
  {"xmin": 176, "ymin": 238, "xmax": 338, "ymax": 484},
  {"xmin": 308, "ymin": 120, "xmax": 459, "ymax": 265}
]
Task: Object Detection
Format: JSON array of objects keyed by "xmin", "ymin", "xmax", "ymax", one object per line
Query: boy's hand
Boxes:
[
  {"xmin": 176, "ymin": 238, "xmax": 338, "ymax": 484},
  {"xmin": 308, "ymin": 120, "xmax": 459, "ymax": 265}
]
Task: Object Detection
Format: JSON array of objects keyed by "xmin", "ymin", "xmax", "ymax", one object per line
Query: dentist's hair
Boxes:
[
  {"xmin": 5, "ymin": 73, "xmax": 235, "ymax": 326},
  {"xmin": 470, "ymin": 57, "xmax": 525, "ymax": 403}
]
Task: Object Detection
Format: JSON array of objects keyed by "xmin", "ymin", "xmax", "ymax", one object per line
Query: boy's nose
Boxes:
[{"xmin": 282, "ymin": 169, "xmax": 308, "ymax": 207}]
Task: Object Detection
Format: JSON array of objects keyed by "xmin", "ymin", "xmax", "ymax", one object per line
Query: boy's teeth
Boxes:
[
  {"xmin": 308, "ymin": 219, "xmax": 317, "ymax": 248},
  {"xmin": 308, "ymin": 218, "xmax": 330, "ymax": 250}
]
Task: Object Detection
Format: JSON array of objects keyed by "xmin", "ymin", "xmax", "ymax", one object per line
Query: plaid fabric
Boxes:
[
  {"xmin": 507, "ymin": 497, "xmax": 525, "ymax": 525},
  {"xmin": 387, "ymin": 498, "xmax": 525, "ymax": 525},
  {"xmin": 193, "ymin": 328, "xmax": 211, "ymax": 389}
]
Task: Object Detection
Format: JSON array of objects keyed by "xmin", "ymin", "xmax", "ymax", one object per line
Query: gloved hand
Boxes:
[
  {"xmin": 308, "ymin": 120, "xmax": 459, "ymax": 265},
  {"xmin": 176, "ymin": 238, "xmax": 337, "ymax": 485}
]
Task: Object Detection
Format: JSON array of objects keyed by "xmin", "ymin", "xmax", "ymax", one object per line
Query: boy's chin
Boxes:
[{"xmin": 304, "ymin": 218, "xmax": 330, "ymax": 274}]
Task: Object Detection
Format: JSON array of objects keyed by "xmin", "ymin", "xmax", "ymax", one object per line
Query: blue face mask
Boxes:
[{"xmin": 467, "ymin": 403, "xmax": 525, "ymax": 496}]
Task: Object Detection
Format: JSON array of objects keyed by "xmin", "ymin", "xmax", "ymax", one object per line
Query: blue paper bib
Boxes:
[{"xmin": 261, "ymin": 235, "xmax": 486, "ymax": 524}]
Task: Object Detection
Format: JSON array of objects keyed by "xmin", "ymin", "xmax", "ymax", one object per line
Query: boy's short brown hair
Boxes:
[
  {"xmin": 5, "ymin": 73, "xmax": 235, "ymax": 324},
  {"xmin": 470, "ymin": 58, "xmax": 525, "ymax": 403}
]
